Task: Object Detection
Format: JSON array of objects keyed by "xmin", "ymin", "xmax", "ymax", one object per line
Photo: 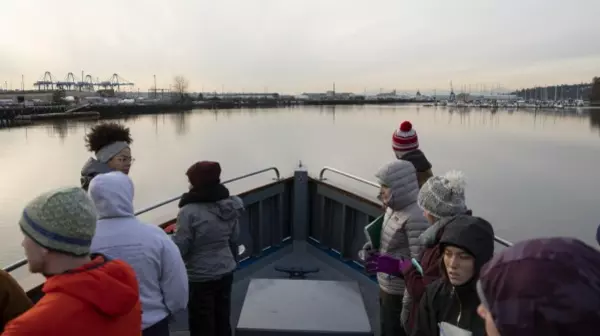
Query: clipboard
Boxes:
[{"xmin": 364, "ymin": 215, "xmax": 384, "ymax": 250}]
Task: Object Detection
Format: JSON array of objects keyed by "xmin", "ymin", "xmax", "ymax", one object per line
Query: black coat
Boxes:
[{"xmin": 411, "ymin": 278, "xmax": 485, "ymax": 336}]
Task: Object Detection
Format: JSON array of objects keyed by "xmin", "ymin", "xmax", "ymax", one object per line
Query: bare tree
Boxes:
[{"xmin": 173, "ymin": 75, "xmax": 189, "ymax": 98}]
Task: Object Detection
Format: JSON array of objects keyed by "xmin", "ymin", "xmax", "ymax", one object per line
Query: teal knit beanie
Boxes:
[{"xmin": 19, "ymin": 187, "xmax": 97, "ymax": 256}]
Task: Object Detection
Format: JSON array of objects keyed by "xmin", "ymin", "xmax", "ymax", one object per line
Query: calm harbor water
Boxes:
[{"xmin": 1, "ymin": 105, "xmax": 600, "ymax": 270}]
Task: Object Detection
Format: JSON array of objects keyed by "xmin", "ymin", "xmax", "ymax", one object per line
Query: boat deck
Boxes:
[{"xmin": 168, "ymin": 240, "xmax": 380, "ymax": 335}]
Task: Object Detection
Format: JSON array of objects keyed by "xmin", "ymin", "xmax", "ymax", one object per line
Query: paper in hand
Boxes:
[{"xmin": 438, "ymin": 322, "xmax": 472, "ymax": 336}]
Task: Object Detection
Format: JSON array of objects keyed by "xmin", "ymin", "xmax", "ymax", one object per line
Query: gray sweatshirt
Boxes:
[{"xmin": 172, "ymin": 196, "xmax": 243, "ymax": 282}]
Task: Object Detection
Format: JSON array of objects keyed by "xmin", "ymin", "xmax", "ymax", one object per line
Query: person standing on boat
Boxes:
[
  {"xmin": 80, "ymin": 122, "xmax": 133, "ymax": 191},
  {"xmin": 367, "ymin": 171, "xmax": 469, "ymax": 334},
  {"xmin": 363, "ymin": 160, "xmax": 429, "ymax": 336},
  {"xmin": 476, "ymin": 237, "xmax": 600, "ymax": 336},
  {"xmin": 88, "ymin": 172, "xmax": 189, "ymax": 336},
  {"xmin": 2, "ymin": 187, "xmax": 142, "ymax": 336},
  {"xmin": 411, "ymin": 215, "xmax": 495, "ymax": 336},
  {"xmin": 172, "ymin": 161, "xmax": 244, "ymax": 336},
  {"xmin": 392, "ymin": 121, "xmax": 433, "ymax": 188},
  {"xmin": 0, "ymin": 270, "xmax": 32, "ymax": 332}
]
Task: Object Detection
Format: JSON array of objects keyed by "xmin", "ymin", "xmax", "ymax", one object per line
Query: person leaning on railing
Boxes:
[{"xmin": 0, "ymin": 270, "xmax": 32, "ymax": 333}]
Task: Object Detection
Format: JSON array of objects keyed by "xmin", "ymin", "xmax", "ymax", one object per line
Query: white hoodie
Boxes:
[{"xmin": 89, "ymin": 171, "xmax": 188, "ymax": 330}]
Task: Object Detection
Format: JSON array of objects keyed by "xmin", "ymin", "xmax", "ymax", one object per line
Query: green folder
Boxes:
[{"xmin": 364, "ymin": 214, "xmax": 384, "ymax": 251}]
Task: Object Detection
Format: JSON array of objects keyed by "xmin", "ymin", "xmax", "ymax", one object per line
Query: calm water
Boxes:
[{"xmin": 2, "ymin": 105, "xmax": 600, "ymax": 269}]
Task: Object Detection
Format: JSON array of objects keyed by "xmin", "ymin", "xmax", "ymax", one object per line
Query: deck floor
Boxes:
[{"xmin": 168, "ymin": 240, "xmax": 380, "ymax": 335}]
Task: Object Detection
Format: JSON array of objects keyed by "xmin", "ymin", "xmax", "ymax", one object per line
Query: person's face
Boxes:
[
  {"xmin": 377, "ymin": 186, "xmax": 392, "ymax": 207},
  {"xmin": 477, "ymin": 304, "xmax": 501, "ymax": 336},
  {"xmin": 22, "ymin": 235, "xmax": 48, "ymax": 274},
  {"xmin": 443, "ymin": 245, "xmax": 475, "ymax": 286},
  {"xmin": 107, "ymin": 147, "xmax": 133, "ymax": 174}
]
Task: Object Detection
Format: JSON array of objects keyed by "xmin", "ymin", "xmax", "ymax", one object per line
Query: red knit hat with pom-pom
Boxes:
[{"xmin": 392, "ymin": 121, "xmax": 419, "ymax": 157}]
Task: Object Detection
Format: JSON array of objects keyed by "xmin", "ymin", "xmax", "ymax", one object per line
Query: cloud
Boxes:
[{"xmin": 2, "ymin": 0, "xmax": 599, "ymax": 93}]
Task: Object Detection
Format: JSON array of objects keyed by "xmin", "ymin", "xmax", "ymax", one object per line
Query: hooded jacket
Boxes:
[
  {"xmin": 1, "ymin": 255, "xmax": 141, "ymax": 336},
  {"xmin": 89, "ymin": 172, "xmax": 188, "ymax": 329},
  {"xmin": 172, "ymin": 185, "xmax": 243, "ymax": 282},
  {"xmin": 399, "ymin": 149, "xmax": 433, "ymax": 188},
  {"xmin": 412, "ymin": 216, "xmax": 494, "ymax": 336},
  {"xmin": 80, "ymin": 158, "xmax": 113, "ymax": 191},
  {"xmin": 478, "ymin": 237, "xmax": 600, "ymax": 336},
  {"xmin": 375, "ymin": 160, "xmax": 429, "ymax": 295},
  {"xmin": 401, "ymin": 212, "xmax": 474, "ymax": 331}
]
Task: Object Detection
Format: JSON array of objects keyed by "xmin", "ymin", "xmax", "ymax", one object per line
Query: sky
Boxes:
[{"xmin": 1, "ymin": 0, "xmax": 600, "ymax": 94}]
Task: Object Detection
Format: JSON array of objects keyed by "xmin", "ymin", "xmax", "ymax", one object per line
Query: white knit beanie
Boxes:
[{"xmin": 417, "ymin": 170, "xmax": 467, "ymax": 218}]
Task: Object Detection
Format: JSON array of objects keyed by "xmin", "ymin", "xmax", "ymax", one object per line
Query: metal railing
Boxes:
[
  {"xmin": 318, "ymin": 166, "xmax": 513, "ymax": 247},
  {"xmin": 319, "ymin": 166, "xmax": 380, "ymax": 188},
  {"xmin": 3, "ymin": 166, "xmax": 281, "ymax": 273}
]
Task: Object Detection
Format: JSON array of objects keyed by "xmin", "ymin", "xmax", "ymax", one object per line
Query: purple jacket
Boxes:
[{"xmin": 478, "ymin": 237, "xmax": 600, "ymax": 336}]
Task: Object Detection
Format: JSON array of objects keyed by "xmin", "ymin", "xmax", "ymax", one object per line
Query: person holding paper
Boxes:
[
  {"xmin": 362, "ymin": 160, "xmax": 429, "ymax": 336},
  {"xmin": 411, "ymin": 215, "xmax": 495, "ymax": 336},
  {"xmin": 476, "ymin": 238, "xmax": 600, "ymax": 336}
]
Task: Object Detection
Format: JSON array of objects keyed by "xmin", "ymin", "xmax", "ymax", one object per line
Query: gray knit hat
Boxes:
[
  {"xmin": 19, "ymin": 187, "xmax": 97, "ymax": 256},
  {"xmin": 417, "ymin": 170, "xmax": 467, "ymax": 218}
]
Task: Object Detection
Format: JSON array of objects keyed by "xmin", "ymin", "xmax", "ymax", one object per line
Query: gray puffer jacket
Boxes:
[
  {"xmin": 172, "ymin": 196, "xmax": 243, "ymax": 282},
  {"xmin": 375, "ymin": 160, "xmax": 429, "ymax": 295}
]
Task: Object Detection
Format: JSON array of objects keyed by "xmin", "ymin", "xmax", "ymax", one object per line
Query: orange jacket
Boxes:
[{"xmin": 1, "ymin": 255, "xmax": 142, "ymax": 336}]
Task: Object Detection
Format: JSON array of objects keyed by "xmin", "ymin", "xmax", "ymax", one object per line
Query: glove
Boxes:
[{"xmin": 365, "ymin": 253, "xmax": 412, "ymax": 275}]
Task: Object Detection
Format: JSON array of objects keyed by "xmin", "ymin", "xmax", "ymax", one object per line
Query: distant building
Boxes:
[
  {"xmin": 298, "ymin": 91, "xmax": 357, "ymax": 100},
  {"xmin": 200, "ymin": 92, "xmax": 280, "ymax": 100}
]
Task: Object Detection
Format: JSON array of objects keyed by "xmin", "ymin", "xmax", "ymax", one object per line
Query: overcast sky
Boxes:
[{"xmin": 1, "ymin": 0, "xmax": 599, "ymax": 94}]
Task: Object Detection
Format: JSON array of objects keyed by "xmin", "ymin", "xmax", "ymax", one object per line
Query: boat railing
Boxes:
[
  {"xmin": 318, "ymin": 166, "xmax": 513, "ymax": 248},
  {"xmin": 319, "ymin": 166, "xmax": 380, "ymax": 188},
  {"xmin": 3, "ymin": 166, "xmax": 281, "ymax": 273}
]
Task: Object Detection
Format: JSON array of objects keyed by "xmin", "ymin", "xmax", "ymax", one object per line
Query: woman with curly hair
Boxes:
[{"xmin": 81, "ymin": 122, "xmax": 133, "ymax": 190}]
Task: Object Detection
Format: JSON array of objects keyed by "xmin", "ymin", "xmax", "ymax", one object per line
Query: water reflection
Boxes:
[
  {"xmin": 168, "ymin": 112, "xmax": 190, "ymax": 136},
  {"xmin": 1, "ymin": 105, "xmax": 600, "ymax": 267},
  {"xmin": 590, "ymin": 110, "xmax": 600, "ymax": 133}
]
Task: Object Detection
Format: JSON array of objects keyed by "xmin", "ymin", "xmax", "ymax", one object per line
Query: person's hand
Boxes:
[
  {"xmin": 359, "ymin": 242, "xmax": 376, "ymax": 260},
  {"xmin": 365, "ymin": 253, "xmax": 411, "ymax": 275}
]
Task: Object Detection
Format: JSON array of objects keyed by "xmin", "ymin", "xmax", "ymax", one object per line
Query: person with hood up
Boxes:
[
  {"xmin": 362, "ymin": 160, "xmax": 429, "ymax": 336},
  {"xmin": 411, "ymin": 215, "xmax": 495, "ymax": 336},
  {"xmin": 172, "ymin": 161, "xmax": 244, "ymax": 336},
  {"xmin": 392, "ymin": 121, "xmax": 433, "ymax": 187},
  {"xmin": 2, "ymin": 187, "xmax": 141, "ymax": 336},
  {"xmin": 0, "ymin": 270, "xmax": 32, "ymax": 332},
  {"xmin": 89, "ymin": 172, "xmax": 188, "ymax": 336},
  {"xmin": 476, "ymin": 237, "xmax": 600, "ymax": 336},
  {"xmin": 81, "ymin": 122, "xmax": 133, "ymax": 191},
  {"xmin": 367, "ymin": 171, "xmax": 469, "ymax": 333}
]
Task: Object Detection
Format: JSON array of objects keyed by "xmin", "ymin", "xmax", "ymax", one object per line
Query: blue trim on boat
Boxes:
[
  {"xmin": 234, "ymin": 237, "xmax": 377, "ymax": 284},
  {"xmin": 236, "ymin": 238, "xmax": 293, "ymax": 270},
  {"xmin": 306, "ymin": 237, "xmax": 378, "ymax": 284}
]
